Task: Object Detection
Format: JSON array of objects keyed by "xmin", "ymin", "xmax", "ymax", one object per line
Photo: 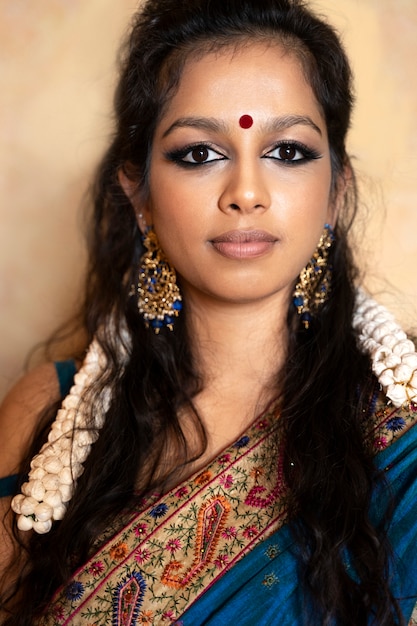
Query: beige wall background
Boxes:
[{"xmin": 0, "ymin": 0, "xmax": 416, "ymax": 400}]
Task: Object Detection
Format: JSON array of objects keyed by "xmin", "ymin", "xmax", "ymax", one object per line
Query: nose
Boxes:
[{"xmin": 218, "ymin": 160, "xmax": 271, "ymax": 214}]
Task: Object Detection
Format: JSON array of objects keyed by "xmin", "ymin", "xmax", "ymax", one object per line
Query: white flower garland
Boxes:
[
  {"xmin": 11, "ymin": 291, "xmax": 417, "ymax": 533},
  {"xmin": 11, "ymin": 340, "xmax": 112, "ymax": 534},
  {"xmin": 353, "ymin": 289, "xmax": 417, "ymax": 407}
]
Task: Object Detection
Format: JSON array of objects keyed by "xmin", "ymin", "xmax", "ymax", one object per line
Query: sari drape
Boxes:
[{"xmin": 38, "ymin": 397, "xmax": 417, "ymax": 625}]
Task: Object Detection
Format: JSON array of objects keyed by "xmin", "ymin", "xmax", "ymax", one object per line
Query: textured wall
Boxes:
[{"xmin": 0, "ymin": 0, "xmax": 416, "ymax": 399}]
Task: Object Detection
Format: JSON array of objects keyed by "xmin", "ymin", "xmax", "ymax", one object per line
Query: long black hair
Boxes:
[{"xmin": 2, "ymin": 0, "xmax": 403, "ymax": 623}]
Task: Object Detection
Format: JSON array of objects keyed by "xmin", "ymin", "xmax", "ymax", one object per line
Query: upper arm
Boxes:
[{"xmin": 0, "ymin": 362, "xmax": 61, "ymax": 479}]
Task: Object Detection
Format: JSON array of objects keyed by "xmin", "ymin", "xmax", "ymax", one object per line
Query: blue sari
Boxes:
[{"xmin": 38, "ymin": 397, "xmax": 417, "ymax": 625}]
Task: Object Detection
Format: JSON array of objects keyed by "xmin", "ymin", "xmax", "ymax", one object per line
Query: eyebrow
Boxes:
[{"xmin": 162, "ymin": 114, "xmax": 322, "ymax": 138}]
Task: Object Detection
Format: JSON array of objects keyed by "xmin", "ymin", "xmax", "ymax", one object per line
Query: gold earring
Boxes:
[
  {"xmin": 135, "ymin": 227, "xmax": 182, "ymax": 333},
  {"xmin": 293, "ymin": 224, "xmax": 335, "ymax": 329}
]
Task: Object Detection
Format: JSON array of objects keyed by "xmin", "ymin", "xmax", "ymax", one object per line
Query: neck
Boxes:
[{"xmin": 183, "ymin": 289, "xmax": 289, "ymax": 445}]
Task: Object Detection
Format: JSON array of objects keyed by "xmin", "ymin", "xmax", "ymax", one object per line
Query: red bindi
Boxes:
[{"xmin": 239, "ymin": 114, "xmax": 253, "ymax": 129}]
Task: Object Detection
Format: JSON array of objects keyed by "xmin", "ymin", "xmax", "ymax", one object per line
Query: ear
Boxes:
[
  {"xmin": 118, "ymin": 167, "xmax": 150, "ymax": 235},
  {"xmin": 327, "ymin": 162, "xmax": 353, "ymax": 228}
]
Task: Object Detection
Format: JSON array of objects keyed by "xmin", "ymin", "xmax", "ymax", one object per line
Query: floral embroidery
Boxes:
[
  {"xmin": 165, "ymin": 538, "xmax": 182, "ymax": 554},
  {"xmin": 234, "ymin": 435, "xmax": 250, "ymax": 448},
  {"xmin": 175, "ymin": 486, "xmax": 189, "ymax": 498},
  {"xmin": 64, "ymin": 581, "xmax": 84, "ymax": 601},
  {"xmin": 214, "ymin": 553, "xmax": 229, "ymax": 569},
  {"xmin": 386, "ymin": 416, "xmax": 406, "ymax": 432},
  {"xmin": 149, "ymin": 503, "xmax": 169, "ymax": 518},
  {"xmin": 162, "ymin": 609, "xmax": 176, "ymax": 621},
  {"xmin": 219, "ymin": 473, "xmax": 234, "ymax": 489},
  {"xmin": 135, "ymin": 548, "xmax": 151, "ymax": 564},
  {"xmin": 88, "ymin": 560, "xmax": 104, "ymax": 576},
  {"xmin": 250, "ymin": 466, "xmax": 264, "ymax": 480},
  {"xmin": 265, "ymin": 544, "xmax": 280, "ymax": 560},
  {"xmin": 243, "ymin": 525, "xmax": 258, "ymax": 540},
  {"xmin": 52, "ymin": 605, "xmax": 65, "ymax": 622},
  {"xmin": 262, "ymin": 572, "xmax": 279, "ymax": 588},
  {"xmin": 110, "ymin": 542, "xmax": 129, "ymax": 561},
  {"xmin": 134, "ymin": 523, "xmax": 148, "ymax": 537},
  {"xmin": 221, "ymin": 526, "xmax": 237, "ymax": 540},
  {"xmin": 374, "ymin": 437, "xmax": 388, "ymax": 450},
  {"xmin": 138, "ymin": 609, "xmax": 154, "ymax": 623},
  {"xmin": 194, "ymin": 470, "xmax": 212, "ymax": 485}
]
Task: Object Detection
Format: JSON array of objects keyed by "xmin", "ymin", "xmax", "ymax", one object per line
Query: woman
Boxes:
[{"xmin": 1, "ymin": 0, "xmax": 417, "ymax": 623}]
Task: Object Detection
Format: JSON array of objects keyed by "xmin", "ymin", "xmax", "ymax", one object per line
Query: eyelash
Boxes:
[
  {"xmin": 165, "ymin": 143, "xmax": 226, "ymax": 168},
  {"xmin": 165, "ymin": 140, "xmax": 321, "ymax": 168},
  {"xmin": 263, "ymin": 141, "xmax": 322, "ymax": 165}
]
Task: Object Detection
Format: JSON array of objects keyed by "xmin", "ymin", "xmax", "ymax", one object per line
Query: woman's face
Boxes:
[{"xmin": 136, "ymin": 42, "xmax": 338, "ymax": 311}]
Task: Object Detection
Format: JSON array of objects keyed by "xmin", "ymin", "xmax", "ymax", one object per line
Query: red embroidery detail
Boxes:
[
  {"xmin": 239, "ymin": 114, "xmax": 253, "ymax": 129},
  {"xmin": 161, "ymin": 497, "xmax": 230, "ymax": 588},
  {"xmin": 245, "ymin": 446, "xmax": 286, "ymax": 508}
]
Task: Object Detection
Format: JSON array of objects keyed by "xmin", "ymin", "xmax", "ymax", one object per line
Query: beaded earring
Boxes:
[
  {"xmin": 293, "ymin": 223, "xmax": 335, "ymax": 329},
  {"xmin": 134, "ymin": 227, "xmax": 182, "ymax": 333}
]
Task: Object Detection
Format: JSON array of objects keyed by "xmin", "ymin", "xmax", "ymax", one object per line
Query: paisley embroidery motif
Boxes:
[
  {"xmin": 113, "ymin": 573, "xmax": 146, "ymax": 626},
  {"xmin": 162, "ymin": 497, "xmax": 230, "ymax": 588}
]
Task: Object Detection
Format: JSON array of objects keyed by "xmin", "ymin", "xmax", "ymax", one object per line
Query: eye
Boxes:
[
  {"xmin": 264, "ymin": 142, "xmax": 321, "ymax": 164},
  {"xmin": 166, "ymin": 143, "xmax": 226, "ymax": 166}
]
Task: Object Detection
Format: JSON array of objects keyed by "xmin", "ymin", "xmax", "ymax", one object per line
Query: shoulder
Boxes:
[{"xmin": 0, "ymin": 363, "xmax": 62, "ymax": 478}]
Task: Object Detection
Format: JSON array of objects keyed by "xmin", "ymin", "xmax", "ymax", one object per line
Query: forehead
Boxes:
[{"xmin": 157, "ymin": 42, "xmax": 325, "ymax": 130}]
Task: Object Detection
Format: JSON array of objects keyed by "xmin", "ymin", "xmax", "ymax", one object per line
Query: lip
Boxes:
[{"xmin": 210, "ymin": 229, "xmax": 277, "ymax": 260}]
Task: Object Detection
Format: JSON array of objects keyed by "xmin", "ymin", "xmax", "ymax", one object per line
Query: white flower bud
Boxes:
[
  {"xmin": 58, "ymin": 467, "xmax": 73, "ymax": 485},
  {"xmin": 393, "ymin": 340, "xmax": 416, "ymax": 357},
  {"xmin": 21, "ymin": 482, "xmax": 33, "ymax": 497},
  {"xmin": 71, "ymin": 462, "xmax": 84, "ymax": 478},
  {"xmin": 393, "ymin": 363, "xmax": 413, "ymax": 383},
  {"xmin": 29, "ymin": 467, "xmax": 46, "ymax": 481},
  {"xmin": 20, "ymin": 496, "xmax": 39, "ymax": 516},
  {"xmin": 74, "ymin": 371, "xmax": 88, "ymax": 386},
  {"xmin": 386, "ymin": 384, "xmax": 407, "ymax": 407},
  {"xmin": 59, "ymin": 484, "xmax": 73, "ymax": 502},
  {"xmin": 62, "ymin": 395, "xmax": 80, "ymax": 410},
  {"xmin": 43, "ymin": 473, "xmax": 60, "ymax": 491},
  {"xmin": 48, "ymin": 427, "xmax": 63, "ymax": 442},
  {"xmin": 43, "ymin": 456, "xmax": 63, "ymax": 474},
  {"xmin": 379, "ymin": 370, "xmax": 394, "ymax": 387},
  {"xmin": 53, "ymin": 504, "xmax": 67, "ymax": 520},
  {"xmin": 34, "ymin": 502, "xmax": 53, "ymax": 522},
  {"xmin": 373, "ymin": 362, "xmax": 388, "ymax": 377},
  {"xmin": 402, "ymin": 353, "xmax": 417, "ymax": 369},
  {"xmin": 17, "ymin": 515, "xmax": 34, "ymax": 531},
  {"xmin": 384, "ymin": 354, "xmax": 402, "ymax": 369},
  {"xmin": 43, "ymin": 490, "xmax": 63, "ymax": 508},
  {"xmin": 372, "ymin": 345, "xmax": 392, "ymax": 362},
  {"xmin": 11, "ymin": 494, "xmax": 25, "ymax": 514},
  {"xmin": 30, "ymin": 480, "xmax": 46, "ymax": 502},
  {"xmin": 30, "ymin": 454, "xmax": 46, "ymax": 470},
  {"xmin": 33, "ymin": 519, "xmax": 53, "ymax": 534},
  {"xmin": 381, "ymin": 334, "xmax": 397, "ymax": 349}
]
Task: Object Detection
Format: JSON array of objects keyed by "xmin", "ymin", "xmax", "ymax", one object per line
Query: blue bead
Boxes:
[
  {"xmin": 173, "ymin": 300, "xmax": 182, "ymax": 311},
  {"xmin": 151, "ymin": 319, "xmax": 163, "ymax": 329},
  {"xmin": 293, "ymin": 296, "xmax": 304, "ymax": 307}
]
